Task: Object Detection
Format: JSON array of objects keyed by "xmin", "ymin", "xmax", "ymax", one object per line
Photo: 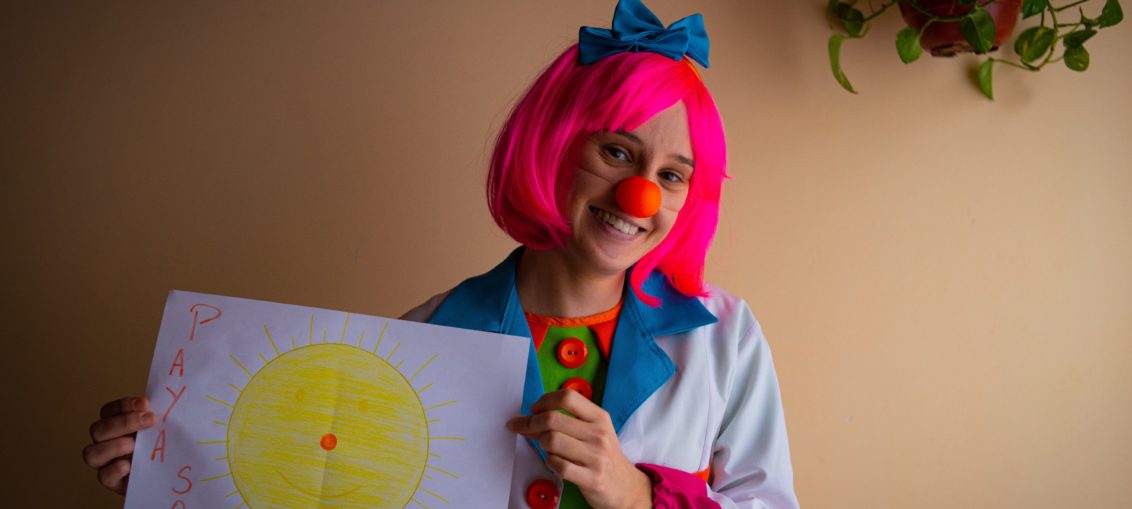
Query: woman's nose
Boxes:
[{"xmin": 615, "ymin": 176, "xmax": 661, "ymax": 218}]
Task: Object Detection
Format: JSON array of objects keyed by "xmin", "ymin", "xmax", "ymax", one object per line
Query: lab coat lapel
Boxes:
[
  {"xmin": 602, "ymin": 270, "xmax": 718, "ymax": 434},
  {"xmin": 426, "ymin": 247, "xmax": 545, "ymax": 423}
]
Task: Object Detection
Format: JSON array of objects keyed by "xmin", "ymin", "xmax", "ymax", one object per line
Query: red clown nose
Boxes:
[{"xmin": 615, "ymin": 176, "xmax": 662, "ymax": 218}]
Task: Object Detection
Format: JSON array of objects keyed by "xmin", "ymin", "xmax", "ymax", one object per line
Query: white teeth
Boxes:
[{"xmin": 594, "ymin": 208, "xmax": 640, "ymax": 236}]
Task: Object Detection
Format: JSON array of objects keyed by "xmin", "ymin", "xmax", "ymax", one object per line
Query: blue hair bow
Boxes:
[{"xmin": 578, "ymin": 0, "xmax": 710, "ymax": 68}]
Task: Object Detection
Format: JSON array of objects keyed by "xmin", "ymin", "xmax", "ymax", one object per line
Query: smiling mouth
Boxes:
[
  {"xmin": 589, "ymin": 206, "xmax": 646, "ymax": 236},
  {"xmin": 277, "ymin": 470, "xmax": 364, "ymax": 499}
]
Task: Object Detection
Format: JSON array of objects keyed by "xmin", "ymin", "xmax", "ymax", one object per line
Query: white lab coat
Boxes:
[{"xmin": 401, "ymin": 249, "xmax": 799, "ymax": 508}]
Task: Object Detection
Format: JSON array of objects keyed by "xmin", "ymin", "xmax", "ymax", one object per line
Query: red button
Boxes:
[
  {"xmin": 561, "ymin": 377, "xmax": 593, "ymax": 400},
  {"xmin": 555, "ymin": 337, "xmax": 588, "ymax": 368},
  {"xmin": 525, "ymin": 479, "xmax": 559, "ymax": 509}
]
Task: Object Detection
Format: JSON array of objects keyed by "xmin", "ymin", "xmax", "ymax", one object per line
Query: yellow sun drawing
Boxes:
[{"xmin": 199, "ymin": 315, "xmax": 461, "ymax": 508}]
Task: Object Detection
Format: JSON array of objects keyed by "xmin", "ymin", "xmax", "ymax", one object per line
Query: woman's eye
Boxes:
[
  {"xmin": 660, "ymin": 170, "xmax": 684, "ymax": 183},
  {"xmin": 604, "ymin": 146, "xmax": 630, "ymax": 161}
]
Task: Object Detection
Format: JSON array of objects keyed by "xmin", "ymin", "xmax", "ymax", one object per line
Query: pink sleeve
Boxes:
[{"xmin": 637, "ymin": 463, "xmax": 722, "ymax": 509}]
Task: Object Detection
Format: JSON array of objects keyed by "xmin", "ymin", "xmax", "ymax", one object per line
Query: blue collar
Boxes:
[{"xmin": 427, "ymin": 247, "xmax": 718, "ymax": 442}]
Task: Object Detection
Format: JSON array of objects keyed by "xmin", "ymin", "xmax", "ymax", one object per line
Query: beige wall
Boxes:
[{"xmin": 3, "ymin": 1, "xmax": 1129, "ymax": 507}]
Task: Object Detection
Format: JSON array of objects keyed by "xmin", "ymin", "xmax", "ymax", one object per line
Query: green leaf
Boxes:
[
  {"xmin": 895, "ymin": 27, "xmax": 924, "ymax": 63},
  {"xmin": 961, "ymin": 9, "xmax": 997, "ymax": 54},
  {"xmin": 1099, "ymin": 0, "xmax": 1124, "ymax": 27},
  {"xmin": 829, "ymin": 34, "xmax": 858, "ymax": 94},
  {"xmin": 834, "ymin": 3, "xmax": 867, "ymax": 36},
  {"xmin": 1013, "ymin": 26, "xmax": 1056, "ymax": 63},
  {"xmin": 1064, "ymin": 46, "xmax": 1090, "ymax": 71},
  {"xmin": 1063, "ymin": 28, "xmax": 1097, "ymax": 48},
  {"xmin": 1022, "ymin": 0, "xmax": 1048, "ymax": 19},
  {"xmin": 977, "ymin": 59, "xmax": 995, "ymax": 101}
]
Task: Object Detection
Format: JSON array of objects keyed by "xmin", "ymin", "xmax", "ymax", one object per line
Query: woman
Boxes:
[{"xmin": 83, "ymin": 1, "xmax": 799, "ymax": 507}]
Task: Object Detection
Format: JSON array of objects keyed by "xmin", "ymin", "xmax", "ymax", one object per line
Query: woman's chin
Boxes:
[
  {"xmin": 567, "ymin": 215, "xmax": 658, "ymax": 275},
  {"xmin": 574, "ymin": 240, "xmax": 646, "ymax": 276}
]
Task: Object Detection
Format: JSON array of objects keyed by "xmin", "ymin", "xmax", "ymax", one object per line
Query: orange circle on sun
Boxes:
[{"xmin": 320, "ymin": 433, "xmax": 338, "ymax": 451}]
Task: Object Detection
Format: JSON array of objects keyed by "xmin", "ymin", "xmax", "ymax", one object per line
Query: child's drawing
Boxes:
[{"xmin": 125, "ymin": 290, "xmax": 528, "ymax": 509}]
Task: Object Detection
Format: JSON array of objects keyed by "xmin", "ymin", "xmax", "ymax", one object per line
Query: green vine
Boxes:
[{"xmin": 826, "ymin": 0, "xmax": 1124, "ymax": 100}]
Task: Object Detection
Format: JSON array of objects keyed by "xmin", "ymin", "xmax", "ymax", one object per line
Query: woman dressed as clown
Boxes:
[{"xmin": 83, "ymin": 1, "xmax": 799, "ymax": 507}]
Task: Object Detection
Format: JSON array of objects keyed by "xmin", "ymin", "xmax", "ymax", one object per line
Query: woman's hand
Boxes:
[
  {"xmin": 82, "ymin": 396, "xmax": 154, "ymax": 496},
  {"xmin": 507, "ymin": 390, "xmax": 653, "ymax": 509}
]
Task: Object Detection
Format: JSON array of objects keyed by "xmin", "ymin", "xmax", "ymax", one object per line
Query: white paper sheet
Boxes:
[{"xmin": 124, "ymin": 290, "xmax": 528, "ymax": 509}]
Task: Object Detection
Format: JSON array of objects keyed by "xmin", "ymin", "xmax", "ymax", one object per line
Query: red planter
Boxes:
[{"xmin": 898, "ymin": 0, "xmax": 1023, "ymax": 56}]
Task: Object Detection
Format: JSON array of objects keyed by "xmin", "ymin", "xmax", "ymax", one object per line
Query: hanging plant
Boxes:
[{"xmin": 827, "ymin": 0, "xmax": 1125, "ymax": 100}]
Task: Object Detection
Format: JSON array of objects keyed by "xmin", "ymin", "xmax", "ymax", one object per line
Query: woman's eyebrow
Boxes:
[
  {"xmin": 612, "ymin": 130, "xmax": 644, "ymax": 145},
  {"xmin": 612, "ymin": 130, "xmax": 695, "ymax": 169}
]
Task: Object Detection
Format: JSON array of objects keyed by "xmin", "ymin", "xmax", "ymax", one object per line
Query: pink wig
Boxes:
[{"xmin": 487, "ymin": 45, "xmax": 728, "ymax": 306}]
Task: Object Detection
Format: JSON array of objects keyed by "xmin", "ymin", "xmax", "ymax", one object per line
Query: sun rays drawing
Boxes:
[
  {"xmin": 125, "ymin": 291, "xmax": 525, "ymax": 509},
  {"xmin": 199, "ymin": 314, "xmax": 462, "ymax": 509}
]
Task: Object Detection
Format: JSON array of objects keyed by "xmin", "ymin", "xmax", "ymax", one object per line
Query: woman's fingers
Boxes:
[
  {"xmin": 97, "ymin": 457, "xmax": 132, "ymax": 495},
  {"xmin": 509, "ymin": 390, "xmax": 645, "ymax": 506},
  {"xmin": 85, "ymin": 397, "xmax": 148, "ymax": 497},
  {"xmin": 508, "ymin": 407, "xmax": 592, "ymax": 440},
  {"xmin": 83, "ymin": 435, "xmax": 137, "ymax": 469},
  {"xmin": 100, "ymin": 397, "xmax": 148, "ymax": 419},
  {"xmin": 89, "ymin": 411, "xmax": 154, "ymax": 443},
  {"xmin": 539, "ymin": 430, "xmax": 599, "ymax": 465},
  {"xmin": 530, "ymin": 389, "xmax": 610, "ymax": 424},
  {"xmin": 546, "ymin": 453, "xmax": 592, "ymax": 487}
]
